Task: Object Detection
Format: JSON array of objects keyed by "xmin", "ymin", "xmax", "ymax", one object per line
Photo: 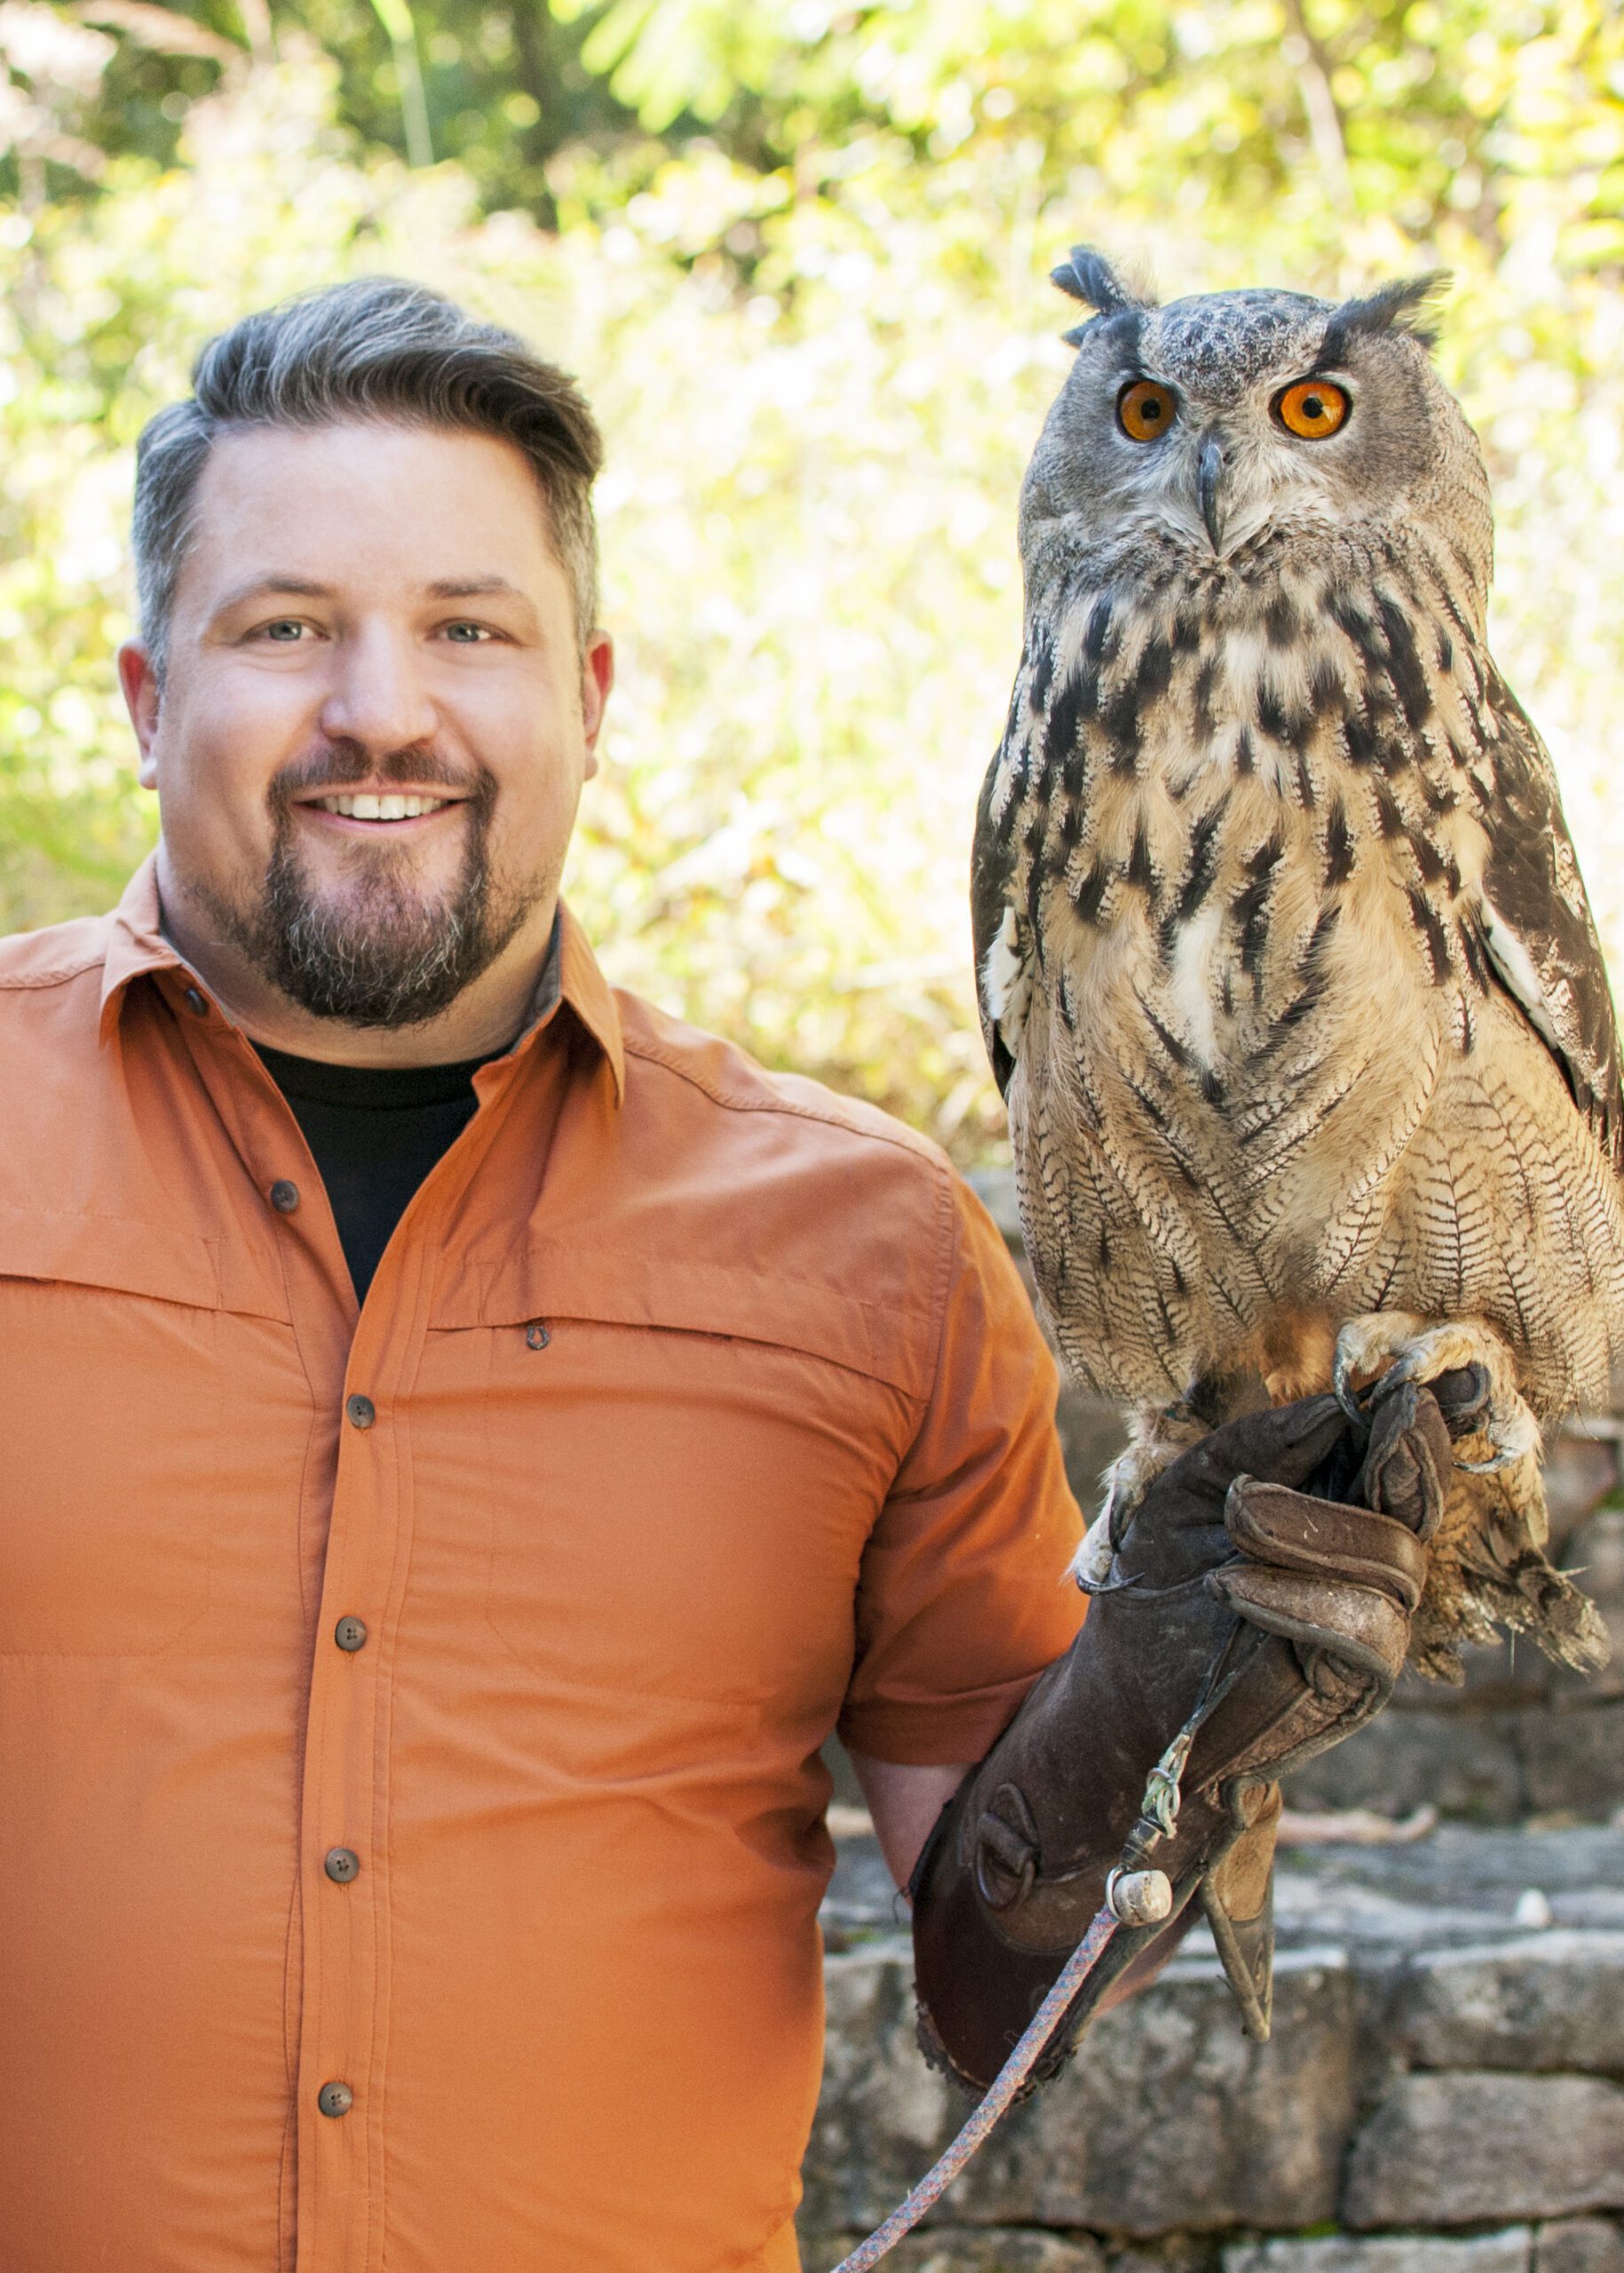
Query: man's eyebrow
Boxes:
[
  {"xmin": 213, "ymin": 574, "xmax": 336, "ymax": 614},
  {"xmin": 425, "ymin": 575, "xmax": 530, "ymax": 602}
]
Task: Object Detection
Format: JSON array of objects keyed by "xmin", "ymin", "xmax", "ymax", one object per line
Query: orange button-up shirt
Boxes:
[{"xmin": 0, "ymin": 857, "xmax": 1084, "ymax": 2273}]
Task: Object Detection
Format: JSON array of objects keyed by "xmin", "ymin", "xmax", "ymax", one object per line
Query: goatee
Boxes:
[{"xmin": 197, "ymin": 748, "xmax": 538, "ymax": 1029}]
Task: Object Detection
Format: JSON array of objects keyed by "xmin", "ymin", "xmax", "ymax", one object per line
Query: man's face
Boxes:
[{"xmin": 121, "ymin": 420, "xmax": 612, "ymax": 1030}]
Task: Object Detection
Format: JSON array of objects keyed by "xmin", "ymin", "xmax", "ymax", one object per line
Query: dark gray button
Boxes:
[
  {"xmin": 183, "ymin": 986, "xmax": 208, "ymax": 1018},
  {"xmin": 317, "ymin": 2081, "xmax": 353, "ymax": 2119},
  {"xmin": 270, "ymin": 1180, "xmax": 300, "ymax": 1215},
  {"xmin": 334, "ymin": 1616, "xmax": 368, "ymax": 1652},
  {"xmin": 324, "ymin": 1846, "xmax": 360, "ymax": 1884},
  {"xmin": 345, "ymin": 1394, "xmax": 376, "ymax": 1430},
  {"xmin": 525, "ymin": 1320, "xmax": 551, "ymax": 1350}
]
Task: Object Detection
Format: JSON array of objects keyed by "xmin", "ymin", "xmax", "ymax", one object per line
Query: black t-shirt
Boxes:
[{"xmin": 254, "ymin": 1042, "xmax": 507, "ymax": 1303}]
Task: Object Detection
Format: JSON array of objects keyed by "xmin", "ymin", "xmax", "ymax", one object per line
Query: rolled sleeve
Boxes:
[{"xmin": 837, "ymin": 1174, "xmax": 1088, "ymax": 1765}]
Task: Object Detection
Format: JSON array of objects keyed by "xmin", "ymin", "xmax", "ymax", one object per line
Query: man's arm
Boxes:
[{"xmin": 848, "ymin": 1754, "xmax": 969, "ymax": 1890}]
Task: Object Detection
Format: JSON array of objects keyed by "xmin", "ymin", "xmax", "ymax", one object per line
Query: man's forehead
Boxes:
[
  {"xmin": 184, "ymin": 420, "xmax": 559, "ymax": 590},
  {"xmin": 200, "ymin": 415, "xmax": 536, "ymax": 486}
]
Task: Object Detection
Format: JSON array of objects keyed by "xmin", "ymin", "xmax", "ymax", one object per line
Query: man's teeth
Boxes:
[{"xmin": 315, "ymin": 793, "xmax": 451, "ymax": 820}]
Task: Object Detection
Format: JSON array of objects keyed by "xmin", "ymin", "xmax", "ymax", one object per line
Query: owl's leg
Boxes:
[
  {"xmin": 1331, "ymin": 1313, "xmax": 1540, "ymax": 1470},
  {"xmin": 1330, "ymin": 1312, "xmax": 1607, "ymax": 1681},
  {"xmin": 1069, "ymin": 1398, "xmax": 1210, "ymax": 1593}
]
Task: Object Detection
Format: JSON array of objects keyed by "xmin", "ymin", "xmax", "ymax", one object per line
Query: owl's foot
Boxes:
[
  {"xmin": 1070, "ymin": 1401, "xmax": 1208, "ymax": 1593},
  {"xmin": 1332, "ymin": 1313, "xmax": 1540, "ymax": 1473},
  {"xmin": 1331, "ymin": 1313, "xmax": 1607, "ymax": 1682}
]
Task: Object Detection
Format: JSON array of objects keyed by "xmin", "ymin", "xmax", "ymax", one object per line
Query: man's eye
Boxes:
[
  {"xmin": 262, "ymin": 620, "xmax": 305, "ymax": 642},
  {"xmin": 444, "ymin": 622, "xmax": 493, "ymax": 643}
]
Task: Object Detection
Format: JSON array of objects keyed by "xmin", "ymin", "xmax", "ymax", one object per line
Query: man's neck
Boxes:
[{"xmin": 154, "ymin": 858, "xmax": 559, "ymax": 1068}]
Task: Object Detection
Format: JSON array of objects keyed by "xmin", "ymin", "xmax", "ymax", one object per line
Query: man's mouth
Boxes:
[{"xmin": 312, "ymin": 792, "xmax": 454, "ymax": 820}]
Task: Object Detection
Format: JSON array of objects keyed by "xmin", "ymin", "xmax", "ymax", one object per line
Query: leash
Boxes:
[
  {"xmin": 831, "ymin": 1626, "xmax": 1259, "ymax": 2271},
  {"xmin": 828, "ymin": 1896, "xmax": 1127, "ymax": 2272}
]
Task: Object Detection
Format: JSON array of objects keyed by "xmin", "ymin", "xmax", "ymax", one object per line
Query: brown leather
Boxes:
[
  {"xmin": 911, "ymin": 1377, "xmax": 1462, "ymax": 2092},
  {"xmin": 1222, "ymin": 1487, "xmax": 1430, "ymax": 1607}
]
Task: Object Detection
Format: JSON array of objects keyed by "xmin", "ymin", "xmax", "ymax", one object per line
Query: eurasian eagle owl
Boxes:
[{"xmin": 974, "ymin": 250, "xmax": 1624, "ymax": 1681}]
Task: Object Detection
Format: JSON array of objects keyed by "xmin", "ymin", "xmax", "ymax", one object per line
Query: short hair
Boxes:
[{"xmin": 131, "ymin": 276, "xmax": 604, "ymax": 677}]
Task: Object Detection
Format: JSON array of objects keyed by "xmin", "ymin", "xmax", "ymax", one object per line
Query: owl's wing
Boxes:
[
  {"xmin": 974, "ymin": 632, "xmax": 1048, "ymax": 1101},
  {"xmin": 1472, "ymin": 670, "xmax": 1624, "ymax": 1175}
]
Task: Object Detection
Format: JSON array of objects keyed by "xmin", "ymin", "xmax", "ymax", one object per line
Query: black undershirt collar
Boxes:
[
  {"xmin": 254, "ymin": 1038, "xmax": 506, "ymax": 1306},
  {"xmin": 251, "ymin": 916, "xmax": 564, "ymax": 1304}
]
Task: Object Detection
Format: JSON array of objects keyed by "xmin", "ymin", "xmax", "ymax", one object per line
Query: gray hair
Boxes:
[{"xmin": 132, "ymin": 276, "xmax": 604, "ymax": 678}]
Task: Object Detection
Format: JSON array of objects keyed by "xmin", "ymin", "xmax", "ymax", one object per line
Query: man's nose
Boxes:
[{"xmin": 317, "ymin": 622, "xmax": 439, "ymax": 754}]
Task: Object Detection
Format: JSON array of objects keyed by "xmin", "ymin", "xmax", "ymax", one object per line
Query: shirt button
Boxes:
[
  {"xmin": 324, "ymin": 1847, "xmax": 360, "ymax": 1884},
  {"xmin": 318, "ymin": 2081, "xmax": 353, "ymax": 2119},
  {"xmin": 334, "ymin": 1616, "xmax": 368, "ymax": 1652},
  {"xmin": 183, "ymin": 986, "xmax": 209, "ymax": 1018},
  {"xmin": 345, "ymin": 1394, "xmax": 376, "ymax": 1430},
  {"xmin": 269, "ymin": 1180, "xmax": 300, "ymax": 1215}
]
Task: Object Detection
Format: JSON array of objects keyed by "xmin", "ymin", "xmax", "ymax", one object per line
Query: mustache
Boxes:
[{"xmin": 268, "ymin": 741, "xmax": 494, "ymax": 810}]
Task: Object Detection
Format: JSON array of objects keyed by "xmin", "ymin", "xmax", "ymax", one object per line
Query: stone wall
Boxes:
[{"xmin": 801, "ymin": 1826, "xmax": 1624, "ymax": 2272}]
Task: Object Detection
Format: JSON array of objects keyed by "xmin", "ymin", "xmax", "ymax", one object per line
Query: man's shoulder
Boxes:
[
  {"xmin": 0, "ymin": 913, "xmax": 118, "ymax": 1072},
  {"xmin": 0, "ymin": 909, "xmax": 115, "ymax": 1001},
  {"xmin": 613, "ymin": 986, "xmax": 953, "ymax": 1189},
  {"xmin": 583, "ymin": 989, "xmax": 970, "ymax": 1390}
]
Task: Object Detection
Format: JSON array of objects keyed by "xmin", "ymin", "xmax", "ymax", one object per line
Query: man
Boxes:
[{"xmin": 0, "ymin": 278, "xmax": 1453, "ymax": 2271}]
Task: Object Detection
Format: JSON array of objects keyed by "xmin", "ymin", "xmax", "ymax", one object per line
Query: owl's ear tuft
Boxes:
[
  {"xmin": 1050, "ymin": 246, "xmax": 1156, "ymax": 324},
  {"xmin": 1323, "ymin": 272, "xmax": 1450, "ymax": 360}
]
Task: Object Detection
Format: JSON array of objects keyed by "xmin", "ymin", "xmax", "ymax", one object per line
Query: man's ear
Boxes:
[
  {"xmin": 580, "ymin": 629, "xmax": 614, "ymax": 780},
  {"xmin": 118, "ymin": 640, "xmax": 163, "ymax": 790}
]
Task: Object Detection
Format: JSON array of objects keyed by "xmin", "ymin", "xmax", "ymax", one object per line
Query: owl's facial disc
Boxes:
[
  {"xmin": 1024, "ymin": 276, "xmax": 1479, "ymax": 586},
  {"xmin": 1138, "ymin": 369, "xmax": 1354, "ymax": 558},
  {"xmin": 1110, "ymin": 320, "xmax": 1363, "ymax": 562}
]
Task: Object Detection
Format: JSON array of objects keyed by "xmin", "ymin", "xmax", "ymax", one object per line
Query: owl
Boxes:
[{"xmin": 974, "ymin": 249, "xmax": 1624, "ymax": 1681}]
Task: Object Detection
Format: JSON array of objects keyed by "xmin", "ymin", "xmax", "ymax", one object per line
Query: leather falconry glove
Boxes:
[{"xmin": 910, "ymin": 1370, "xmax": 1479, "ymax": 2095}]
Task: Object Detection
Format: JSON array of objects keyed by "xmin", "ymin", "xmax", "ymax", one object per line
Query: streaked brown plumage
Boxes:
[{"xmin": 975, "ymin": 251, "xmax": 1624, "ymax": 1679}]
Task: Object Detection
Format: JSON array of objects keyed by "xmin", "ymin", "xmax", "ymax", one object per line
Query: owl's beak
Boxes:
[{"xmin": 1197, "ymin": 434, "xmax": 1226, "ymax": 555}]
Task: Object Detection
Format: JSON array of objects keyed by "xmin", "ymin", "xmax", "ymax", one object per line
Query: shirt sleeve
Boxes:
[{"xmin": 837, "ymin": 1171, "xmax": 1089, "ymax": 1765}]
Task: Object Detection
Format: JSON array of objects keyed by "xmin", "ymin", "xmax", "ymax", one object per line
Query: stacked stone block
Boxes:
[{"xmin": 802, "ymin": 1829, "xmax": 1624, "ymax": 2269}]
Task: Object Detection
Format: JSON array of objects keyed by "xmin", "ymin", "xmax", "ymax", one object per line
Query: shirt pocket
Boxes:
[
  {"xmin": 440, "ymin": 1255, "xmax": 914, "ymax": 1710},
  {"xmin": 0, "ymin": 1209, "xmax": 225, "ymax": 1657}
]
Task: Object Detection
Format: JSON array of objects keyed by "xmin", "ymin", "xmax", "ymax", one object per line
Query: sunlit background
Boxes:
[{"xmin": 3, "ymin": 0, "xmax": 1623, "ymax": 1160}]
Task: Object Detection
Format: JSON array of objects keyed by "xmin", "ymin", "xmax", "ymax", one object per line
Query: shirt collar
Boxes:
[
  {"xmin": 99, "ymin": 850, "xmax": 626, "ymax": 1105},
  {"xmin": 535, "ymin": 900, "xmax": 626, "ymax": 1105},
  {"xmin": 99, "ymin": 852, "xmax": 181, "ymax": 1039}
]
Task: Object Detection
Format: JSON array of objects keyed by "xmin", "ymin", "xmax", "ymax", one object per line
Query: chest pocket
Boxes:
[
  {"xmin": 433, "ymin": 1249, "xmax": 920, "ymax": 1708},
  {"xmin": 0, "ymin": 1210, "xmax": 225, "ymax": 1657}
]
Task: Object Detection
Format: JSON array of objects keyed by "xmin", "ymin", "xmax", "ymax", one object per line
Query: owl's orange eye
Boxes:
[
  {"xmin": 1274, "ymin": 377, "xmax": 1350, "ymax": 440},
  {"xmin": 1118, "ymin": 379, "xmax": 1177, "ymax": 441}
]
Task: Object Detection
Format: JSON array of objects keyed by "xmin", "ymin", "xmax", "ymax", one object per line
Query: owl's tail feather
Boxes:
[
  {"xmin": 1412, "ymin": 1457, "xmax": 1612, "ymax": 1682},
  {"xmin": 1411, "ymin": 1557, "xmax": 1608, "ymax": 1682}
]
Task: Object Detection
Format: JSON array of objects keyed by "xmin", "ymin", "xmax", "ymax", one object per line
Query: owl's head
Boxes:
[{"xmin": 1021, "ymin": 249, "xmax": 1491, "ymax": 599}]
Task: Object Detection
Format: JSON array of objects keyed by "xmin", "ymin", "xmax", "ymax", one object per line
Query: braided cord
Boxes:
[
  {"xmin": 828, "ymin": 1900, "xmax": 1120, "ymax": 2273},
  {"xmin": 828, "ymin": 1622, "xmax": 1259, "ymax": 2270}
]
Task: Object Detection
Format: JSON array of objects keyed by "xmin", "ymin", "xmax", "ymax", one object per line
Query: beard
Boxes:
[{"xmin": 194, "ymin": 745, "xmax": 543, "ymax": 1029}]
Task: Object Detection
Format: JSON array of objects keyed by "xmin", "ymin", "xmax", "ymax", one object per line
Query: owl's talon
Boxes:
[
  {"xmin": 1333, "ymin": 1369, "xmax": 1369, "ymax": 1425},
  {"xmin": 1331, "ymin": 1344, "xmax": 1367, "ymax": 1421},
  {"xmin": 1068, "ymin": 1509, "xmax": 1119, "ymax": 1595}
]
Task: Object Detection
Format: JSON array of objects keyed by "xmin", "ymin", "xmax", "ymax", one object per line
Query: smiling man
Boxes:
[
  {"xmin": 0, "ymin": 277, "xmax": 1085, "ymax": 2270},
  {"xmin": 0, "ymin": 278, "xmax": 1456, "ymax": 2272}
]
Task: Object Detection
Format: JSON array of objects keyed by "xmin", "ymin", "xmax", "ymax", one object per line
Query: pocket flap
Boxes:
[
  {"xmin": 0, "ymin": 1203, "xmax": 224, "ymax": 1311},
  {"xmin": 439, "ymin": 1236, "xmax": 936, "ymax": 1398}
]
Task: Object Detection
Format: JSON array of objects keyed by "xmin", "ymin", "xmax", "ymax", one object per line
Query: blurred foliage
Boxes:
[{"xmin": 3, "ymin": 3, "xmax": 1624, "ymax": 1157}]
